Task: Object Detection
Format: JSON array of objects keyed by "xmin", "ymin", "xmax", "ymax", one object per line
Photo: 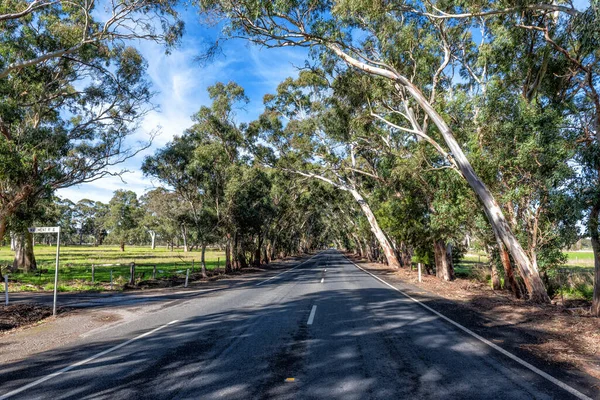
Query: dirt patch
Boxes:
[
  {"xmin": 349, "ymin": 254, "xmax": 600, "ymax": 381},
  {"xmin": 0, "ymin": 304, "xmax": 67, "ymax": 332}
]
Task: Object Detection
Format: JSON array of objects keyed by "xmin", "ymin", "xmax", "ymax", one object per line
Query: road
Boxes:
[{"xmin": 0, "ymin": 250, "xmax": 594, "ymax": 399}]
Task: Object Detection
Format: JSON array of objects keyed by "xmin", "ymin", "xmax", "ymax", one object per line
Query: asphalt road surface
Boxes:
[{"xmin": 0, "ymin": 250, "xmax": 593, "ymax": 399}]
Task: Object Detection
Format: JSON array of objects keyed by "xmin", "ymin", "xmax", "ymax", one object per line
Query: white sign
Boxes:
[
  {"xmin": 28, "ymin": 226, "xmax": 60, "ymax": 234},
  {"xmin": 27, "ymin": 227, "xmax": 61, "ymax": 315}
]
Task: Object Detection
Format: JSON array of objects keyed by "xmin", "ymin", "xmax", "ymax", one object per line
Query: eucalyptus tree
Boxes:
[
  {"xmin": 144, "ymin": 82, "xmax": 248, "ymax": 270},
  {"xmin": 0, "ymin": 0, "xmax": 182, "ymax": 245},
  {"xmin": 256, "ymin": 70, "xmax": 402, "ymax": 268},
  {"xmin": 197, "ymin": 0, "xmax": 555, "ymax": 301},
  {"xmin": 141, "ymin": 188, "xmax": 187, "ymax": 250},
  {"xmin": 416, "ymin": 2, "xmax": 592, "ymax": 303},
  {"xmin": 105, "ymin": 190, "xmax": 144, "ymax": 251},
  {"xmin": 471, "ymin": 1, "xmax": 600, "ymax": 314}
]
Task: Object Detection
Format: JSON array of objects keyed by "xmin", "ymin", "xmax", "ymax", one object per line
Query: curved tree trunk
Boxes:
[
  {"xmin": 349, "ymin": 189, "xmax": 401, "ymax": 269},
  {"xmin": 13, "ymin": 231, "xmax": 37, "ymax": 272},
  {"xmin": 330, "ymin": 45, "xmax": 549, "ymax": 302}
]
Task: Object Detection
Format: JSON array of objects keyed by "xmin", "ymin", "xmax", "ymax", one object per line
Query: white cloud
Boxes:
[{"xmin": 59, "ymin": 29, "xmax": 310, "ymax": 203}]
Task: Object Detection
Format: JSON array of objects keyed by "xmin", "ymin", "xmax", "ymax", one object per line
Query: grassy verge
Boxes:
[
  {"xmin": 0, "ymin": 245, "xmax": 226, "ymax": 292},
  {"xmin": 443, "ymin": 252, "xmax": 594, "ymax": 301}
]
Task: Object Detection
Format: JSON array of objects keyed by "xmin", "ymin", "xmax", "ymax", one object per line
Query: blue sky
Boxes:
[
  {"xmin": 57, "ymin": 1, "xmax": 591, "ymax": 204},
  {"xmin": 57, "ymin": 10, "xmax": 309, "ymax": 203}
]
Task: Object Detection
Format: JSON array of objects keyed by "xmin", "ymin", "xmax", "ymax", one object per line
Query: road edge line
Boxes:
[
  {"xmin": 346, "ymin": 256, "xmax": 593, "ymax": 400},
  {"xmin": 0, "ymin": 320, "xmax": 180, "ymax": 400}
]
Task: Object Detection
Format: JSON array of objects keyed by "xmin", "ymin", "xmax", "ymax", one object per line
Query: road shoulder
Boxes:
[
  {"xmin": 0, "ymin": 253, "xmax": 317, "ymax": 364},
  {"xmin": 348, "ymin": 254, "xmax": 600, "ymax": 399}
]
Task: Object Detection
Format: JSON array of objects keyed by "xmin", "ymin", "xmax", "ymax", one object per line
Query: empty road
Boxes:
[{"xmin": 0, "ymin": 250, "xmax": 594, "ymax": 399}]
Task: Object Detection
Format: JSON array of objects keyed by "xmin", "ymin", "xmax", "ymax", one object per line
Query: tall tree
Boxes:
[
  {"xmin": 198, "ymin": 0, "xmax": 555, "ymax": 301},
  {"xmin": 0, "ymin": 0, "xmax": 183, "ymax": 243},
  {"xmin": 105, "ymin": 190, "xmax": 143, "ymax": 252}
]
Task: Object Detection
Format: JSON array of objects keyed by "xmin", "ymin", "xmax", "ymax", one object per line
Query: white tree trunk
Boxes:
[
  {"xmin": 149, "ymin": 231, "xmax": 156, "ymax": 250},
  {"xmin": 349, "ymin": 189, "xmax": 401, "ymax": 269},
  {"xmin": 328, "ymin": 45, "xmax": 549, "ymax": 302},
  {"xmin": 181, "ymin": 226, "xmax": 188, "ymax": 253}
]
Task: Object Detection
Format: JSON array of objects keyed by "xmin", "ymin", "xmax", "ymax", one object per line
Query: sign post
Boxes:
[{"xmin": 28, "ymin": 226, "xmax": 61, "ymax": 316}]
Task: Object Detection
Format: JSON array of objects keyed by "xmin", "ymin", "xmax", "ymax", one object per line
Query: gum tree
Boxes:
[
  {"xmin": 0, "ymin": 0, "xmax": 182, "ymax": 269},
  {"xmin": 198, "ymin": 0, "xmax": 552, "ymax": 301}
]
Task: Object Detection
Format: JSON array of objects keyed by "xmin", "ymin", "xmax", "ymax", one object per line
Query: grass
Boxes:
[{"xmin": 0, "ymin": 245, "xmax": 226, "ymax": 292}]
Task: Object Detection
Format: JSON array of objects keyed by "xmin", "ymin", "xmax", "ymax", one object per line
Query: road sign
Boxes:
[
  {"xmin": 28, "ymin": 227, "xmax": 60, "ymax": 233},
  {"xmin": 28, "ymin": 226, "xmax": 61, "ymax": 316}
]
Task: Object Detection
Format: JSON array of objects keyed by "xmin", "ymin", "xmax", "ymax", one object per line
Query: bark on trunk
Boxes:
[
  {"xmin": 225, "ymin": 235, "xmax": 232, "ymax": 273},
  {"xmin": 120, "ymin": 242, "xmax": 125, "ymax": 252},
  {"xmin": 201, "ymin": 243, "xmax": 208, "ymax": 279},
  {"xmin": 254, "ymin": 234, "xmax": 262, "ymax": 268},
  {"xmin": 486, "ymin": 245, "xmax": 501, "ymax": 290},
  {"xmin": 13, "ymin": 231, "xmax": 37, "ymax": 272},
  {"xmin": 349, "ymin": 189, "xmax": 401, "ymax": 269},
  {"xmin": 490, "ymin": 261, "xmax": 501, "ymax": 290},
  {"xmin": 414, "ymin": 91, "xmax": 548, "ymax": 300},
  {"xmin": 434, "ymin": 240, "xmax": 454, "ymax": 281},
  {"xmin": 150, "ymin": 231, "xmax": 156, "ymax": 250},
  {"xmin": 181, "ymin": 226, "xmax": 188, "ymax": 253},
  {"xmin": 330, "ymin": 45, "xmax": 549, "ymax": 302},
  {"xmin": 495, "ymin": 235, "xmax": 521, "ymax": 298},
  {"xmin": 589, "ymin": 202, "xmax": 600, "ymax": 316}
]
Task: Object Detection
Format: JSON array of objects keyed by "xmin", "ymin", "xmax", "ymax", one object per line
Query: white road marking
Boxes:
[
  {"xmin": 0, "ymin": 320, "xmax": 180, "ymax": 400},
  {"xmin": 255, "ymin": 252, "xmax": 322, "ymax": 286},
  {"xmin": 346, "ymin": 256, "xmax": 593, "ymax": 400},
  {"xmin": 307, "ymin": 305, "xmax": 317, "ymax": 325}
]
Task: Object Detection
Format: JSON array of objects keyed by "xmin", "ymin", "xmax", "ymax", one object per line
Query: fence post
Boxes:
[
  {"xmin": 4, "ymin": 275, "xmax": 8, "ymax": 306},
  {"xmin": 185, "ymin": 268, "xmax": 189, "ymax": 288},
  {"xmin": 110, "ymin": 270, "xmax": 113, "ymax": 291},
  {"xmin": 418, "ymin": 263, "xmax": 422, "ymax": 283},
  {"xmin": 217, "ymin": 257, "xmax": 220, "ymax": 274},
  {"xmin": 192, "ymin": 260, "xmax": 194, "ymax": 273},
  {"xmin": 129, "ymin": 262, "xmax": 136, "ymax": 285},
  {"xmin": 152, "ymin": 265, "xmax": 157, "ymax": 280},
  {"xmin": 91, "ymin": 264, "xmax": 95, "ymax": 284}
]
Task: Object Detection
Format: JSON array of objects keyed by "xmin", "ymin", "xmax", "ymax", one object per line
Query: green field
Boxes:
[
  {"xmin": 0, "ymin": 245, "xmax": 225, "ymax": 292},
  {"xmin": 461, "ymin": 251, "xmax": 594, "ymax": 270}
]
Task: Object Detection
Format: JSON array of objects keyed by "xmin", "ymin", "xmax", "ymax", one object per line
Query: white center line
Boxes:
[
  {"xmin": 255, "ymin": 252, "xmax": 322, "ymax": 286},
  {"xmin": 0, "ymin": 320, "xmax": 180, "ymax": 400},
  {"xmin": 307, "ymin": 305, "xmax": 317, "ymax": 325}
]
